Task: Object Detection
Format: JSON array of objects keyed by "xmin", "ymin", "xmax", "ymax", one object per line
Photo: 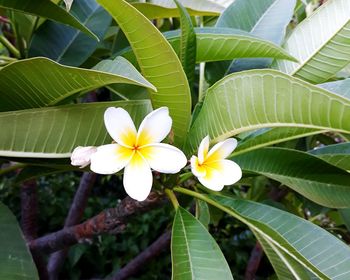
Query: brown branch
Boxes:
[
  {"xmin": 244, "ymin": 241, "xmax": 264, "ymax": 280},
  {"xmin": 29, "ymin": 192, "xmax": 165, "ymax": 254},
  {"xmin": 21, "ymin": 179, "xmax": 49, "ymax": 279},
  {"xmin": 47, "ymin": 172, "xmax": 97, "ymax": 279},
  {"xmin": 112, "ymin": 230, "xmax": 171, "ymax": 280}
]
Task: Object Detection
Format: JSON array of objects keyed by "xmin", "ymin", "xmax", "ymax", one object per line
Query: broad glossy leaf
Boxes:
[
  {"xmin": 132, "ymin": 0, "xmax": 223, "ymax": 19},
  {"xmin": 275, "ymin": 0, "xmax": 350, "ymax": 83},
  {"xmin": 231, "ymin": 147, "xmax": 350, "ymax": 208},
  {"xmin": 0, "ymin": 57, "xmax": 155, "ymax": 111},
  {"xmin": 211, "ymin": 195, "xmax": 350, "ymax": 279},
  {"xmin": 0, "ymin": 100, "xmax": 152, "ymax": 158},
  {"xmin": 29, "ymin": 0, "xmax": 111, "ymax": 67},
  {"xmin": 234, "ymin": 127, "xmax": 323, "ymax": 156},
  {"xmin": 0, "ymin": 202, "xmax": 39, "ymax": 279},
  {"xmin": 214, "ymin": 0, "xmax": 296, "ymax": 75},
  {"xmin": 174, "ymin": 0, "xmax": 196, "ymax": 89},
  {"xmin": 185, "ymin": 70, "xmax": 350, "ymax": 154},
  {"xmin": 253, "ymin": 230, "xmax": 313, "ymax": 280},
  {"xmin": 171, "ymin": 207, "xmax": 232, "ymax": 280},
  {"xmin": 0, "ymin": 0, "xmax": 97, "ymax": 39},
  {"xmin": 119, "ymin": 28, "xmax": 297, "ymax": 65},
  {"xmin": 98, "ymin": 0, "xmax": 191, "ymax": 147},
  {"xmin": 309, "ymin": 143, "xmax": 350, "ymax": 171}
]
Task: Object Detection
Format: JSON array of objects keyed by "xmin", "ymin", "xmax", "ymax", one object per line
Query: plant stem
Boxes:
[
  {"xmin": 0, "ymin": 35, "xmax": 20, "ymax": 58},
  {"xmin": 0, "ymin": 163, "xmax": 26, "ymax": 176},
  {"xmin": 197, "ymin": 16, "xmax": 207, "ymax": 102},
  {"xmin": 165, "ymin": 188, "xmax": 179, "ymax": 209}
]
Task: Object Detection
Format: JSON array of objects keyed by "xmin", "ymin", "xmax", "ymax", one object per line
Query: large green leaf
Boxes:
[
  {"xmin": 309, "ymin": 143, "xmax": 350, "ymax": 171},
  {"xmin": 208, "ymin": 0, "xmax": 296, "ymax": 81},
  {"xmin": 231, "ymin": 147, "xmax": 350, "ymax": 208},
  {"xmin": 174, "ymin": 0, "xmax": 196, "ymax": 89},
  {"xmin": 0, "ymin": 202, "xmax": 39, "ymax": 279},
  {"xmin": 0, "ymin": 0, "xmax": 97, "ymax": 39},
  {"xmin": 253, "ymin": 230, "xmax": 313, "ymax": 280},
  {"xmin": 29, "ymin": 0, "xmax": 111, "ymax": 67},
  {"xmin": 119, "ymin": 28, "xmax": 296, "ymax": 65},
  {"xmin": 0, "ymin": 100, "xmax": 152, "ymax": 158},
  {"xmin": 234, "ymin": 127, "xmax": 322, "ymax": 156},
  {"xmin": 275, "ymin": 0, "xmax": 350, "ymax": 83},
  {"xmin": 132, "ymin": 0, "xmax": 223, "ymax": 19},
  {"xmin": 210, "ymin": 195, "xmax": 350, "ymax": 279},
  {"xmin": 0, "ymin": 57, "xmax": 155, "ymax": 111},
  {"xmin": 171, "ymin": 207, "xmax": 232, "ymax": 280},
  {"xmin": 185, "ymin": 69, "xmax": 350, "ymax": 154},
  {"xmin": 98, "ymin": 0, "xmax": 191, "ymax": 147}
]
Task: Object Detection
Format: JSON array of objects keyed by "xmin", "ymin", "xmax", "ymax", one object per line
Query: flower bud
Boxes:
[{"xmin": 71, "ymin": 146, "xmax": 97, "ymax": 168}]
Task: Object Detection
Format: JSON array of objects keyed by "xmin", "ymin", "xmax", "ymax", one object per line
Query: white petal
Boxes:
[
  {"xmin": 123, "ymin": 152, "xmax": 153, "ymax": 201},
  {"xmin": 197, "ymin": 159, "xmax": 242, "ymax": 191},
  {"xmin": 198, "ymin": 135, "xmax": 210, "ymax": 164},
  {"xmin": 206, "ymin": 138, "xmax": 237, "ymax": 162},
  {"xmin": 140, "ymin": 143, "xmax": 187, "ymax": 173},
  {"xmin": 190, "ymin": 155, "xmax": 206, "ymax": 177},
  {"xmin": 198, "ymin": 167, "xmax": 224, "ymax": 191},
  {"xmin": 137, "ymin": 107, "xmax": 172, "ymax": 146},
  {"xmin": 90, "ymin": 144, "xmax": 133, "ymax": 174},
  {"xmin": 219, "ymin": 159, "xmax": 242, "ymax": 185},
  {"xmin": 71, "ymin": 146, "xmax": 97, "ymax": 168},
  {"xmin": 104, "ymin": 107, "xmax": 137, "ymax": 147}
]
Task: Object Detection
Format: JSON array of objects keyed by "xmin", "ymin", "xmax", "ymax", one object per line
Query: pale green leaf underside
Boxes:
[
  {"xmin": 132, "ymin": 0, "xmax": 223, "ymax": 19},
  {"xmin": 212, "ymin": 196, "xmax": 350, "ymax": 279},
  {"xmin": 0, "ymin": 57, "xmax": 155, "ymax": 111},
  {"xmin": 0, "ymin": 0, "xmax": 97, "ymax": 39},
  {"xmin": 309, "ymin": 142, "xmax": 350, "ymax": 171},
  {"xmin": 231, "ymin": 147, "xmax": 350, "ymax": 208},
  {"xmin": 120, "ymin": 28, "xmax": 296, "ymax": 64},
  {"xmin": 0, "ymin": 202, "xmax": 39, "ymax": 279},
  {"xmin": 253, "ymin": 230, "xmax": 313, "ymax": 280},
  {"xmin": 98, "ymin": 0, "xmax": 191, "ymax": 147},
  {"xmin": 275, "ymin": 0, "xmax": 350, "ymax": 83},
  {"xmin": 171, "ymin": 207, "xmax": 233, "ymax": 280},
  {"xmin": 185, "ymin": 69, "xmax": 350, "ymax": 154},
  {"xmin": 0, "ymin": 101, "xmax": 152, "ymax": 158}
]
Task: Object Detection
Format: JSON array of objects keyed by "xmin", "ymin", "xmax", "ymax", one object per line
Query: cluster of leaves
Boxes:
[{"xmin": 1, "ymin": 0, "xmax": 350, "ymax": 279}]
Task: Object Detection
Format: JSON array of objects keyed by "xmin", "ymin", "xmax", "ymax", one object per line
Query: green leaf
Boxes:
[
  {"xmin": 0, "ymin": 100, "xmax": 152, "ymax": 158},
  {"xmin": 185, "ymin": 69, "xmax": 350, "ymax": 154},
  {"xmin": 210, "ymin": 0, "xmax": 296, "ymax": 79},
  {"xmin": 253, "ymin": 230, "xmax": 313, "ymax": 280},
  {"xmin": 174, "ymin": 0, "xmax": 196, "ymax": 90},
  {"xmin": 309, "ymin": 143, "xmax": 350, "ymax": 171},
  {"xmin": 0, "ymin": 202, "xmax": 39, "ymax": 279},
  {"xmin": 29, "ymin": 0, "xmax": 111, "ymax": 67},
  {"xmin": 0, "ymin": 57, "xmax": 155, "ymax": 111},
  {"xmin": 132, "ymin": 0, "xmax": 223, "ymax": 19},
  {"xmin": 171, "ymin": 207, "xmax": 233, "ymax": 280},
  {"xmin": 275, "ymin": 0, "xmax": 350, "ymax": 83},
  {"xmin": 195, "ymin": 199, "xmax": 210, "ymax": 228},
  {"xmin": 15, "ymin": 166, "xmax": 72, "ymax": 183},
  {"xmin": 234, "ymin": 127, "xmax": 323, "ymax": 156},
  {"xmin": 119, "ymin": 28, "xmax": 297, "ymax": 65},
  {"xmin": 231, "ymin": 147, "xmax": 350, "ymax": 208},
  {"xmin": 0, "ymin": 0, "xmax": 98, "ymax": 40},
  {"xmin": 211, "ymin": 195, "xmax": 350, "ymax": 279},
  {"xmin": 98, "ymin": 0, "xmax": 191, "ymax": 147}
]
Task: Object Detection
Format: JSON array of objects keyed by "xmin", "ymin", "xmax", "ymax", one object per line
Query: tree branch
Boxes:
[
  {"xmin": 47, "ymin": 172, "xmax": 97, "ymax": 279},
  {"xmin": 29, "ymin": 192, "xmax": 165, "ymax": 254},
  {"xmin": 244, "ymin": 241, "xmax": 264, "ymax": 280},
  {"xmin": 112, "ymin": 230, "xmax": 171, "ymax": 280}
]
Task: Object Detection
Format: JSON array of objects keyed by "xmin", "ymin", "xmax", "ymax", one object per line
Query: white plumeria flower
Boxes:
[
  {"xmin": 90, "ymin": 107, "xmax": 187, "ymax": 201},
  {"xmin": 71, "ymin": 146, "xmax": 97, "ymax": 168},
  {"xmin": 190, "ymin": 136, "xmax": 242, "ymax": 191}
]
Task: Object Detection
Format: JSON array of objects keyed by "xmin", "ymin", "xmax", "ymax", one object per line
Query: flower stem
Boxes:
[
  {"xmin": 0, "ymin": 35, "xmax": 20, "ymax": 58},
  {"xmin": 173, "ymin": 186, "xmax": 243, "ymax": 222},
  {"xmin": 165, "ymin": 188, "xmax": 179, "ymax": 210}
]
